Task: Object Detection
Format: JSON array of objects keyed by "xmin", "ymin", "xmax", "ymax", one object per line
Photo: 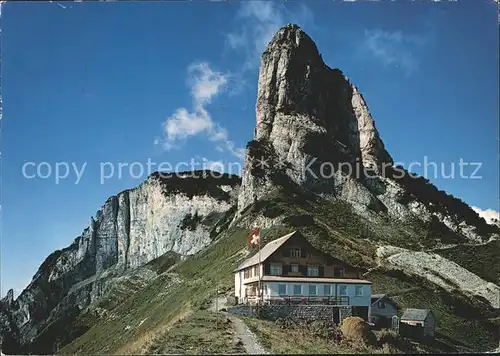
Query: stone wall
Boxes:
[
  {"xmin": 263, "ymin": 305, "xmax": 350, "ymax": 325},
  {"xmin": 339, "ymin": 306, "xmax": 352, "ymax": 323},
  {"xmin": 228, "ymin": 304, "xmax": 355, "ymax": 325},
  {"xmin": 227, "ymin": 305, "xmax": 256, "ymax": 318}
]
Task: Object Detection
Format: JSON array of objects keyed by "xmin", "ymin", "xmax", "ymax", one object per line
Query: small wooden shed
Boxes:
[{"xmin": 400, "ymin": 308, "xmax": 436, "ymax": 337}]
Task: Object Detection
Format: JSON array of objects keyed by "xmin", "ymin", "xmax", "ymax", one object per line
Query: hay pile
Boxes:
[{"xmin": 340, "ymin": 317, "xmax": 376, "ymax": 344}]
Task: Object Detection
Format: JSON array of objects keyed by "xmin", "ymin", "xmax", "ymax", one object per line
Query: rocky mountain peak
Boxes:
[
  {"xmin": 239, "ymin": 25, "xmax": 394, "ymax": 216},
  {"xmin": 0, "ymin": 289, "xmax": 14, "ymax": 308},
  {"xmin": 264, "ymin": 24, "xmax": 320, "ymax": 58},
  {"xmin": 255, "ymin": 24, "xmax": 392, "ymax": 169}
]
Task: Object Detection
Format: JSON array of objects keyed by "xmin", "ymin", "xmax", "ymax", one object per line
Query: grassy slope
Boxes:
[
  {"xmin": 242, "ymin": 316, "xmax": 361, "ymax": 354},
  {"xmin": 59, "ymin": 225, "xmax": 290, "ymax": 354},
  {"xmin": 44, "ymin": 186, "xmax": 498, "ymax": 354},
  {"xmin": 144, "ymin": 310, "xmax": 244, "ymax": 355},
  {"xmin": 250, "ymin": 188, "xmax": 499, "ymax": 352},
  {"xmin": 241, "ymin": 316, "xmax": 444, "ymax": 354}
]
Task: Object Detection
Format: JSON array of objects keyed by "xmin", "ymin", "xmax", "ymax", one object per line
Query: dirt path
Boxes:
[
  {"xmin": 228, "ymin": 314, "xmax": 267, "ymax": 355},
  {"xmin": 210, "ymin": 297, "xmax": 267, "ymax": 355}
]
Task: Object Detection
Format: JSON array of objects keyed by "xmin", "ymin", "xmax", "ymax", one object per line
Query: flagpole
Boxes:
[
  {"xmin": 215, "ymin": 275, "xmax": 218, "ymax": 330},
  {"xmin": 258, "ymin": 231, "xmax": 262, "ymax": 305}
]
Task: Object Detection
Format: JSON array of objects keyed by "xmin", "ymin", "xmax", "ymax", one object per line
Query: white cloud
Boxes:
[
  {"xmin": 163, "ymin": 107, "xmax": 213, "ymax": 149},
  {"xmin": 161, "ymin": 62, "xmax": 244, "ymax": 159},
  {"xmin": 160, "ymin": 3, "xmax": 315, "ymax": 161},
  {"xmin": 226, "ymin": 1, "xmax": 315, "ymax": 70},
  {"xmin": 472, "ymin": 206, "xmax": 500, "ymax": 225},
  {"xmin": 363, "ymin": 29, "xmax": 427, "ymax": 76},
  {"xmin": 188, "ymin": 62, "xmax": 228, "ymax": 104}
]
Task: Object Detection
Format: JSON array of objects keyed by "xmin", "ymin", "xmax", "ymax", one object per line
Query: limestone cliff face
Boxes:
[
  {"xmin": 0, "ymin": 171, "xmax": 240, "ymax": 347},
  {"xmin": 236, "ymin": 24, "xmax": 497, "ymax": 242},
  {"xmin": 254, "ymin": 25, "xmax": 391, "ymax": 170},
  {"xmin": 237, "ymin": 25, "xmax": 392, "ymax": 213}
]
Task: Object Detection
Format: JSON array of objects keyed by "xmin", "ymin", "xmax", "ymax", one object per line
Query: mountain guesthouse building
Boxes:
[{"xmin": 234, "ymin": 231, "xmax": 372, "ymax": 320}]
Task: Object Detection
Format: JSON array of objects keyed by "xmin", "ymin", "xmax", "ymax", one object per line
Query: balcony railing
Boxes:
[{"xmin": 246, "ymin": 295, "xmax": 350, "ymax": 306}]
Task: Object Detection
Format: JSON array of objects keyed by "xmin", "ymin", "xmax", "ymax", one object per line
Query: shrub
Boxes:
[
  {"xmin": 275, "ymin": 317, "xmax": 295, "ymax": 329},
  {"xmin": 376, "ymin": 329, "xmax": 415, "ymax": 353},
  {"xmin": 308, "ymin": 320, "xmax": 342, "ymax": 342}
]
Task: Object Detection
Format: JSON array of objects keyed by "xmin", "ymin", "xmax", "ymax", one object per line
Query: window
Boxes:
[
  {"xmin": 278, "ymin": 284, "xmax": 287, "ymax": 295},
  {"xmin": 338, "ymin": 285, "xmax": 348, "ymax": 296},
  {"xmin": 355, "ymin": 285, "xmax": 364, "ymax": 296},
  {"xmin": 254, "ymin": 265, "xmax": 259, "ymax": 277},
  {"xmin": 309, "ymin": 285, "xmax": 317, "ymax": 296},
  {"xmin": 270, "ymin": 263, "xmax": 282, "ymax": 276},
  {"xmin": 244, "ymin": 269, "xmax": 250, "ymax": 278},
  {"xmin": 290, "ymin": 248, "xmax": 301, "ymax": 258},
  {"xmin": 290, "ymin": 264, "xmax": 299, "ymax": 273},
  {"xmin": 307, "ymin": 265, "xmax": 319, "ymax": 277},
  {"xmin": 323, "ymin": 285, "xmax": 331, "ymax": 295},
  {"xmin": 293, "ymin": 285, "xmax": 302, "ymax": 295},
  {"xmin": 378, "ymin": 300, "xmax": 386, "ymax": 309},
  {"xmin": 333, "ymin": 267, "xmax": 345, "ymax": 277}
]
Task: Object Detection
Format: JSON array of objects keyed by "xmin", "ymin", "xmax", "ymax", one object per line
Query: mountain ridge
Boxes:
[
  {"xmin": 0, "ymin": 171, "xmax": 241, "ymax": 350},
  {"xmin": 1, "ymin": 24, "xmax": 499, "ymax": 354}
]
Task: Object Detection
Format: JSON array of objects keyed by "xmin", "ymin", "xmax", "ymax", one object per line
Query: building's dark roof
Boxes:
[
  {"xmin": 371, "ymin": 294, "xmax": 386, "ymax": 305},
  {"xmin": 401, "ymin": 308, "xmax": 432, "ymax": 321},
  {"xmin": 371, "ymin": 294, "xmax": 398, "ymax": 307}
]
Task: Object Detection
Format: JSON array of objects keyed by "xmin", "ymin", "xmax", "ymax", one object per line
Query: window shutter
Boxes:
[
  {"xmin": 265, "ymin": 262, "xmax": 271, "ymax": 275},
  {"xmin": 282, "ymin": 265, "xmax": 289, "ymax": 275},
  {"xmin": 319, "ymin": 266, "xmax": 324, "ymax": 277},
  {"xmin": 300, "ymin": 265, "xmax": 307, "ymax": 276},
  {"xmin": 301, "ymin": 248, "xmax": 306, "ymax": 258}
]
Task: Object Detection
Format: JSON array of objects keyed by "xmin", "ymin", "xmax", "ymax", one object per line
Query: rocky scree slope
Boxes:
[{"xmin": 0, "ymin": 171, "xmax": 240, "ymax": 351}]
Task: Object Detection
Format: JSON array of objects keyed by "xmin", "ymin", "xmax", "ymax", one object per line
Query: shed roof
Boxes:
[
  {"xmin": 401, "ymin": 308, "xmax": 432, "ymax": 321},
  {"xmin": 235, "ymin": 231, "xmax": 297, "ymax": 271}
]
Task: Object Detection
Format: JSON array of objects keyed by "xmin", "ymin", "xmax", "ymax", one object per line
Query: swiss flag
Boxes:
[{"xmin": 248, "ymin": 228, "xmax": 260, "ymax": 248}]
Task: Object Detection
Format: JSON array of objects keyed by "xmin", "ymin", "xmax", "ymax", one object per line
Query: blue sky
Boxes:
[{"xmin": 1, "ymin": 1, "xmax": 498, "ymax": 296}]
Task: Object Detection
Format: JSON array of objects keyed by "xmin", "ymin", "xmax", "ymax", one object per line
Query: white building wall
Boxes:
[
  {"xmin": 235, "ymin": 272, "xmax": 240, "ymax": 299},
  {"xmin": 241, "ymin": 264, "xmax": 264, "ymax": 285},
  {"xmin": 235, "ymin": 265, "xmax": 264, "ymax": 301},
  {"xmin": 264, "ymin": 282, "xmax": 371, "ymax": 307}
]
